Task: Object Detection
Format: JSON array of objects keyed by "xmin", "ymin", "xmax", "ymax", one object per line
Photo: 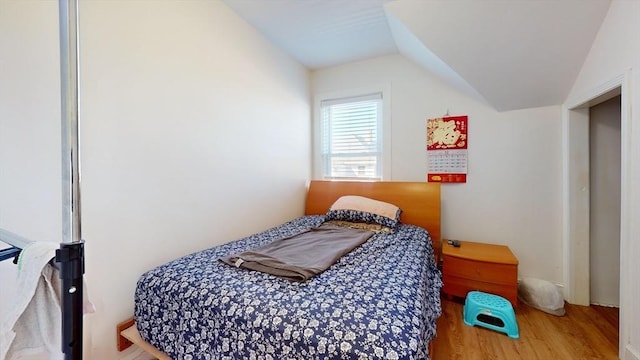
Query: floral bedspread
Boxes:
[{"xmin": 134, "ymin": 215, "xmax": 442, "ymax": 360}]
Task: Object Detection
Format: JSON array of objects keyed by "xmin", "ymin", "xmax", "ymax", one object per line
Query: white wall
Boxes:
[
  {"xmin": 0, "ymin": 0, "xmax": 62, "ymax": 309},
  {"xmin": 312, "ymin": 54, "xmax": 564, "ymax": 284},
  {"xmin": 0, "ymin": 1, "xmax": 62, "ymax": 241},
  {"xmin": 566, "ymin": 1, "xmax": 640, "ymax": 358},
  {"xmin": 1, "ymin": 1, "xmax": 311, "ymax": 359}
]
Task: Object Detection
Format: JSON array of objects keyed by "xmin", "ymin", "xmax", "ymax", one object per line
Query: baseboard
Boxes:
[
  {"xmin": 626, "ymin": 344, "xmax": 640, "ymax": 360},
  {"xmin": 590, "ymin": 301, "xmax": 619, "ymax": 308}
]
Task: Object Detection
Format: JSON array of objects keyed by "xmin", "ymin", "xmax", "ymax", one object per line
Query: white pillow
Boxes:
[{"xmin": 330, "ymin": 195, "xmax": 400, "ymax": 219}]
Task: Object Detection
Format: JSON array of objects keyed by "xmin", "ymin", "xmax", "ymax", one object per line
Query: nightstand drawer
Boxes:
[
  {"xmin": 443, "ymin": 255, "xmax": 517, "ymax": 285},
  {"xmin": 443, "ymin": 275, "xmax": 518, "ymax": 305},
  {"xmin": 442, "ymin": 240, "xmax": 519, "ymax": 308}
]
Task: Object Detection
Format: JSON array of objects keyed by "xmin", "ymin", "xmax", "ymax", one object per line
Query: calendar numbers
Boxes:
[{"xmin": 428, "ymin": 149, "xmax": 467, "ymax": 173}]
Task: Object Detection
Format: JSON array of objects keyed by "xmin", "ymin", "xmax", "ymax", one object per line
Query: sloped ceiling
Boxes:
[
  {"xmin": 222, "ymin": 0, "xmax": 397, "ymax": 68},
  {"xmin": 223, "ymin": 0, "xmax": 611, "ymax": 111}
]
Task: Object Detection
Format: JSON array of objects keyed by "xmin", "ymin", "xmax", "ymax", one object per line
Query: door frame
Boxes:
[{"xmin": 562, "ymin": 69, "xmax": 631, "ymax": 360}]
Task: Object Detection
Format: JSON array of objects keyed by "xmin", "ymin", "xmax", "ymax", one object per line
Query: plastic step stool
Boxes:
[{"xmin": 463, "ymin": 291, "xmax": 519, "ymax": 339}]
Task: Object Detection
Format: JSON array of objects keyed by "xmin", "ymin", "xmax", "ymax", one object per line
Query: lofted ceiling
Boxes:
[{"xmin": 223, "ymin": 0, "xmax": 611, "ymax": 111}]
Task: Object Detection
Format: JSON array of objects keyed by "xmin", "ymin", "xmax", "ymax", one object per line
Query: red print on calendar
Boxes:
[{"xmin": 427, "ymin": 116, "xmax": 468, "ymax": 150}]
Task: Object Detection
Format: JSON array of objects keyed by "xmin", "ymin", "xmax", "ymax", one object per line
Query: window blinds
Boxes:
[{"xmin": 320, "ymin": 93, "xmax": 382, "ymax": 180}]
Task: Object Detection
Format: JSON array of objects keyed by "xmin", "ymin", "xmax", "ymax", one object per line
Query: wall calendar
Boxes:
[{"xmin": 426, "ymin": 115, "xmax": 468, "ymax": 183}]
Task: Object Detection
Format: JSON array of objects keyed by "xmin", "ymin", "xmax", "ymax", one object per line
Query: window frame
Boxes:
[{"xmin": 313, "ymin": 84, "xmax": 391, "ymax": 181}]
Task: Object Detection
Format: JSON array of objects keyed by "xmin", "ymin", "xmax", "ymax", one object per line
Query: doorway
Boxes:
[
  {"xmin": 589, "ymin": 95, "xmax": 621, "ymax": 307},
  {"xmin": 563, "ymin": 71, "xmax": 631, "ymax": 360}
]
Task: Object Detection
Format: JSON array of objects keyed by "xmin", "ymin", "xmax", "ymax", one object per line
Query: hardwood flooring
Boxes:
[{"xmin": 432, "ymin": 297, "xmax": 619, "ymax": 360}]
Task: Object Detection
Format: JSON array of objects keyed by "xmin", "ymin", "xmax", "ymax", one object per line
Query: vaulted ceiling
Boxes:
[{"xmin": 223, "ymin": 0, "xmax": 611, "ymax": 111}]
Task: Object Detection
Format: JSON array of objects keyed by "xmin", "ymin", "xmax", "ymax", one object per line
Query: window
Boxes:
[{"xmin": 319, "ymin": 93, "xmax": 383, "ymax": 180}]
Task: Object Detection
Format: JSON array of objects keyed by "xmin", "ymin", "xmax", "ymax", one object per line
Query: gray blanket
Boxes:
[{"xmin": 220, "ymin": 224, "xmax": 374, "ymax": 282}]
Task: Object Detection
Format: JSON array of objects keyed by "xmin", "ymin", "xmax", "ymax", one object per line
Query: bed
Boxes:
[{"xmin": 122, "ymin": 180, "xmax": 442, "ymax": 359}]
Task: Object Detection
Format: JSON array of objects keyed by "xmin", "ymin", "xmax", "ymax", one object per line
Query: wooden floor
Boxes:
[{"xmin": 432, "ymin": 297, "xmax": 619, "ymax": 360}]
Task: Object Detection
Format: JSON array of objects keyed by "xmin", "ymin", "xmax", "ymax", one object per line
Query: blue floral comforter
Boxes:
[{"xmin": 134, "ymin": 215, "xmax": 442, "ymax": 360}]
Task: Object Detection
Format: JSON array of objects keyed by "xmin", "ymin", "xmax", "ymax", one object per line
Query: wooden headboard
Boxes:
[{"xmin": 305, "ymin": 181, "xmax": 441, "ymax": 245}]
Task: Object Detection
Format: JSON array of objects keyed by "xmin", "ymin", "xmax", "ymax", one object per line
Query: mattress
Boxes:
[{"xmin": 134, "ymin": 215, "xmax": 442, "ymax": 359}]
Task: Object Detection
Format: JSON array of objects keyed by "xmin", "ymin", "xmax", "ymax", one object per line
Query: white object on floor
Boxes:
[{"xmin": 518, "ymin": 277, "xmax": 566, "ymax": 316}]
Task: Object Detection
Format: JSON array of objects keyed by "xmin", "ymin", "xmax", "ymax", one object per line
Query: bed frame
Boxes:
[{"xmin": 118, "ymin": 180, "xmax": 441, "ymax": 359}]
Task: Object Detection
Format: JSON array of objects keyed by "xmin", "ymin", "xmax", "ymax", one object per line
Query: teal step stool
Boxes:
[{"xmin": 463, "ymin": 291, "xmax": 519, "ymax": 339}]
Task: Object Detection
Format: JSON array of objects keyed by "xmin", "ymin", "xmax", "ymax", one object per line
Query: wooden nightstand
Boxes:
[{"xmin": 442, "ymin": 240, "xmax": 519, "ymax": 308}]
